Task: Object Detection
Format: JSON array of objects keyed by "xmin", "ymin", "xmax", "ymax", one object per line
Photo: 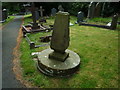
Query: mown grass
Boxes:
[
  {"xmin": 20, "ymin": 14, "xmax": 118, "ymax": 88},
  {"xmin": 87, "ymin": 17, "xmax": 120, "ymax": 30},
  {"xmin": 0, "ymin": 16, "xmax": 15, "ymax": 27}
]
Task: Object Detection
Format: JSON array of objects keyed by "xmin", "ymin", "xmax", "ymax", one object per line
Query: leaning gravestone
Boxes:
[
  {"xmin": 87, "ymin": 1, "xmax": 96, "ymax": 19},
  {"xmin": 77, "ymin": 11, "xmax": 84, "ymax": 23},
  {"xmin": 51, "ymin": 8, "xmax": 57, "ymax": 16},
  {"xmin": 37, "ymin": 11, "xmax": 80, "ymax": 77},
  {"xmin": 94, "ymin": 2, "xmax": 102, "ymax": 17},
  {"xmin": 58, "ymin": 5, "xmax": 64, "ymax": 12},
  {"xmin": 110, "ymin": 14, "xmax": 118, "ymax": 30}
]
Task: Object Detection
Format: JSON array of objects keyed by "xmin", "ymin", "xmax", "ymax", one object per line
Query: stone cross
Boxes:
[
  {"xmin": 94, "ymin": 2, "xmax": 102, "ymax": 17},
  {"xmin": 110, "ymin": 14, "xmax": 118, "ymax": 30},
  {"xmin": 39, "ymin": 6, "xmax": 44, "ymax": 17},
  {"xmin": 49, "ymin": 11, "xmax": 70, "ymax": 62},
  {"xmin": 30, "ymin": 2, "xmax": 38, "ymax": 29},
  {"xmin": 87, "ymin": 1, "xmax": 96, "ymax": 19},
  {"xmin": 77, "ymin": 11, "xmax": 84, "ymax": 23}
]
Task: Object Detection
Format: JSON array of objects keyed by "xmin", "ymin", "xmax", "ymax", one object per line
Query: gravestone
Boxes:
[
  {"xmin": 49, "ymin": 12, "xmax": 70, "ymax": 61},
  {"xmin": 39, "ymin": 6, "xmax": 44, "ymax": 17},
  {"xmin": 58, "ymin": 5, "xmax": 64, "ymax": 12},
  {"xmin": 0, "ymin": 9, "xmax": 2, "ymax": 22},
  {"xmin": 51, "ymin": 8, "xmax": 57, "ymax": 16},
  {"xmin": 37, "ymin": 11, "xmax": 80, "ymax": 77},
  {"xmin": 94, "ymin": 2, "xmax": 102, "ymax": 17},
  {"xmin": 110, "ymin": 14, "xmax": 118, "ymax": 30},
  {"xmin": 30, "ymin": 2, "xmax": 39, "ymax": 29},
  {"xmin": 77, "ymin": 11, "xmax": 84, "ymax": 23},
  {"xmin": 35, "ymin": 11, "xmax": 40, "ymax": 20},
  {"xmin": 87, "ymin": 1, "xmax": 96, "ymax": 19},
  {"xmin": 0, "ymin": 9, "xmax": 8, "ymax": 22},
  {"xmin": 101, "ymin": 2, "xmax": 106, "ymax": 17}
]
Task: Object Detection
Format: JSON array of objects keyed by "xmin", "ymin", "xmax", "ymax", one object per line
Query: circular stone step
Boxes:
[{"xmin": 37, "ymin": 48, "xmax": 80, "ymax": 77}]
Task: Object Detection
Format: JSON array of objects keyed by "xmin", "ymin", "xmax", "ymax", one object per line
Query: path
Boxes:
[{"xmin": 2, "ymin": 16, "xmax": 25, "ymax": 88}]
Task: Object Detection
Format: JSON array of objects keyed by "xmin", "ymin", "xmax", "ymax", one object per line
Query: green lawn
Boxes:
[
  {"xmin": 20, "ymin": 15, "xmax": 119, "ymax": 88},
  {"xmin": 0, "ymin": 16, "xmax": 15, "ymax": 27}
]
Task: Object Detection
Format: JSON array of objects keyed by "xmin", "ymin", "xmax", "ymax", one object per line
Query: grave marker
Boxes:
[
  {"xmin": 51, "ymin": 8, "xmax": 57, "ymax": 16},
  {"xmin": 30, "ymin": 2, "xmax": 39, "ymax": 29},
  {"xmin": 39, "ymin": 6, "xmax": 44, "ymax": 17},
  {"xmin": 94, "ymin": 2, "xmax": 102, "ymax": 17},
  {"xmin": 0, "ymin": 9, "xmax": 8, "ymax": 22},
  {"xmin": 37, "ymin": 11, "xmax": 80, "ymax": 77},
  {"xmin": 77, "ymin": 11, "xmax": 84, "ymax": 23},
  {"xmin": 58, "ymin": 5, "xmax": 64, "ymax": 12},
  {"xmin": 35, "ymin": 10, "xmax": 40, "ymax": 20},
  {"xmin": 110, "ymin": 14, "xmax": 118, "ymax": 30},
  {"xmin": 87, "ymin": 1, "xmax": 95, "ymax": 19}
]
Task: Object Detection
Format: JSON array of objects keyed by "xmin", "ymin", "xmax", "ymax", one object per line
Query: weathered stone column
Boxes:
[
  {"xmin": 37, "ymin": 11, "xmax": 80, "ymax": 77},
  {"xmin": 49, "ymin": 11, "xmax": 70, "ymax": 62}
]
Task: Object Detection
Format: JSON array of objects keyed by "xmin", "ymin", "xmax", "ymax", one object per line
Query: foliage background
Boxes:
[{"xmin": 2, "ymin": 2, "xmax": 120, "ymax": 17}]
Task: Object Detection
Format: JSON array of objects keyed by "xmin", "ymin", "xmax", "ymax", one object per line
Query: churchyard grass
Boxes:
[
  {"xmin": 87, "ymin": 17, "xmax": 120, "ymax": 30},
  {"xmin": 20, "ymin": 15, "xmax": 118, "ymax": 88},
  {"xmin": 0, "ymin": 16, "xmax": 15, "ymax": 26}
]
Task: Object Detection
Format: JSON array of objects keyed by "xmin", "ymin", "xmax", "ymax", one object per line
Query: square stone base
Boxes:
[{"xmin": 49, "ymin": 51, "xmax": 69, "ymax": 62}]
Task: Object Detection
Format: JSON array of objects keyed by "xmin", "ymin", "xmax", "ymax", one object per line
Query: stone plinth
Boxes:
[{"xmin": 37, "ymin": 49, "xmax": 80, "ymax": 77}]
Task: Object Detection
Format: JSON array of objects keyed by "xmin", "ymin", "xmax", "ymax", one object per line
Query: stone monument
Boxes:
[
  {"xmin": 51, "ymin": 8, "xmax": 57, "ymax": 16},
  {"xmin": 87, "ymin": 1, "xmax": 96, "ymax": 19},
  {"xmin": 110, "ymin": 14, "xmax": 118, "ymax": 30},
  {"xmin": 94, "ymin": 2, "xmax": 102, "ymax": 17},
  {"xmin": 77, "ymin": 11, "xmax": 84, "ymax": 23},
  {"xmin": 39, "ymin": 6, "xmax": 44, "ymax": 17},
  {"xmin": 30, "ymin": 2, "xmax": 39, "ymax": 29},
  {"xmin": 58, "ymin": 5, "xmax": 64, "ymax": 12},
  {"xmin": 35, "ymin": 10, "xmax": 40, "ymax": 20},
  {"xmin": 37, "ymin": 11, "xmax": 80, "ymax": 77},
  {"xmin": 0, "ymin": 9, "xmax": 8, "ymax": 22}
]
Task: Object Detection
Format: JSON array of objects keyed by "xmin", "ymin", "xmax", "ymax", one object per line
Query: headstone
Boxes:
[
  {"xmin": 30, "ymin": 2, "xmax": 39, "ymax": 29},
  {"xmin": 0, "ymin": 9, "xmax": 8, "ymax": 22},
  {"xmin": 39, "ymin": 6, "xmax": 44, "ymax": 17},
  {"xmin": 101, "ymin": 2, "xmax": 106, "ymax": 17},
  {"xmin": 77, "ymin": 11, "xmax": 84, "ymax": 23},
  {"xmin": 110, "ymin": 14, "xmax": 118, "ymax": 30},
  {"xmin": 87, "ymin": 1, "xmax": 96, "ymax": 19},
  {"xmin": 35, "ymin": 11, "xmax": 40, "ymax": 20},
  {"xmin": 49, "ymin": 11, "xmax": 69, "ymax": 61},
  {"xmin": 37, "ymin": 11, "xmax": 80, "ymax": 77},
  {"xmin": 58, "ymin": 5, "xmax": 64, "ymax": 12},
  {"xmin": 51, "ymin": 8, "xmax": 57, "ymax": 16},
  {"xmin": 94, "ymin": 2, "xmax": 102, "ymax": 17}
]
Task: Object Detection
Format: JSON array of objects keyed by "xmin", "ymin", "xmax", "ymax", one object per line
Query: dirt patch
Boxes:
[{"xmin": 12, "ymin": 17, "xmax": 36, "ymax": 88}]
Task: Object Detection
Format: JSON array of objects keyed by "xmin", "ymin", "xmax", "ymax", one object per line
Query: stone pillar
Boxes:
[{"xmin": 49, "ymin": 11, "xmax": 70, "ymax": 62}]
